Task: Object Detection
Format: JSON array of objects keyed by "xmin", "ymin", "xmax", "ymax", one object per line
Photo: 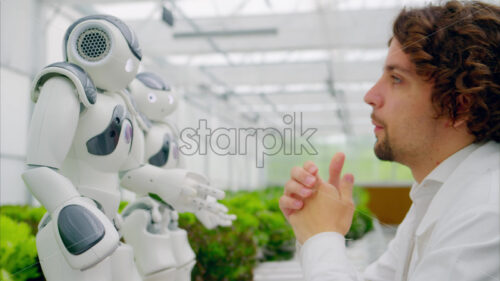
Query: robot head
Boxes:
[
  {"xmin": 129, "ymin": 72, "xmax": 178, "ymax": 121},
  {"xmin": 63, "ymin": 15, "xmax": 142, "ymax": 92}
]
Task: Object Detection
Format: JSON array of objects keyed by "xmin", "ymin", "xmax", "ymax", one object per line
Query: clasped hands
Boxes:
[{"xmin": 279, "ymin": 152, "xmax": 355, "ymax": 244}]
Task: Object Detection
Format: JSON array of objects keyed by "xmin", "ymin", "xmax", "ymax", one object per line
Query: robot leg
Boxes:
[
  {"xmin": 110, "ymin": 243, "xmax": 142, "ymax": 281},
  {"xmin": 168, "ymin": 211, "xmax": 196, "ymax": 281},
  {"xmin": 36, "ymin": 216, "xmax": 113, "ymax": 281},
  {"xmin": 142, "ymin": 224, "xmax": 195, "ymax": 281},
  {"xmin": 121, "ymin": 201, "xmax": 177, "ymax": 280}
]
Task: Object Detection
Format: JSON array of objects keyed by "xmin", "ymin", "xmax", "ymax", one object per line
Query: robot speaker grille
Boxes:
[{"xmin": 77, "ymin": 28, "xmax": 111, "ymax": 62}]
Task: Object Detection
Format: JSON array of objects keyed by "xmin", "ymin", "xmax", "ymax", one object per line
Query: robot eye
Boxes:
[{"xmin": 148, "ymin": 93, "xmax": 157, "ymax": 103}]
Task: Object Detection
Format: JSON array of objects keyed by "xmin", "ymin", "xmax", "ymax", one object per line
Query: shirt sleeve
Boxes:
[
  {"xmin": 298, "ymin": 208, "xmax": 418, "ymax": 281},
  {"xmin": 299, "ymin": 232, "xmax": 361, "ymax": 281}
]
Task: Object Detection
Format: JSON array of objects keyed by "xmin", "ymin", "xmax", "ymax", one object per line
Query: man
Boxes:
[{"xmin": 279, "ymin": 1, "xmax": 500, "ymax": 280}]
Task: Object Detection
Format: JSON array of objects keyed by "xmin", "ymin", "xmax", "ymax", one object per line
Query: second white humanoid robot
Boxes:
[{"xmin": 121, "ymin": 72, "xmax": 235, "ymax": 281}]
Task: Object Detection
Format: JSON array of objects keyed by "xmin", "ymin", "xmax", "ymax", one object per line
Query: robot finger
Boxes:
[
  {"xmin": 194, "ymin": 183, "xmax": 225, "ymax": 200},
  {"xmin": 192, "ymin": 197, "xmax": 208, "ymax": 210},
  {"xmin": 202, "ymin": 201, "xmax": 220, "ymax": 214},
  {"xmin": 218, "ymin": 216, "xmax": 235, "ymax": 227},
  {"xmin": 220, "ymin": 213, "xmax": 236, "ymax": 222},
  {"xmin": 213, "ymin": 202, "xmax": 229, "ymax": 213},
  {"xmin": 181, "ymin": 185, "xmax": 197, "ymax": 197}
]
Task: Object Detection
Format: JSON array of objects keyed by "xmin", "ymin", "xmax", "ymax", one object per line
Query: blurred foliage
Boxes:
[
  {"xmin": 0, "ymin": 186, "xmax": 373, "ymax": 281},
  {"xmin": 0, "ymin": 206, "xmax": 46, "ymax": 236},
  {"xmin": 179, "ymin": 213, "xmax": 257, "ymax": 281},
  {"xmin": 0, "ymin": 215, "xmax": 41, "ymax": 281},
  {"xmin": 118, "ymin": 200, "xmax": 129, "ymax": 213},
  {"xmin": 222, "ymin": 187, "xmax": 296, "ymax": 261}
]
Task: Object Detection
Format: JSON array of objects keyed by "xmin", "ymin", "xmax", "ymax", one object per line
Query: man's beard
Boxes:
[{"xmin": 374, "ymin": 132, "xmax": 395, "ymax": 161}]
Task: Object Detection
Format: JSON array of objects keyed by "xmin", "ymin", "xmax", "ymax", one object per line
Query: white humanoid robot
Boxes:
[
  {"xmin": 120, "ymin": 72, "xmax": 236, "ymax": 281},
  {"xmin": 22, "ymin": 15, "xmax": 226, "ymax": 281}
]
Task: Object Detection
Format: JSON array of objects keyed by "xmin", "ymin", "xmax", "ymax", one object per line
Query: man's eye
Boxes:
[{"xmin": 392, "ymin": 75, "xmax": 402, "ymax": 84}]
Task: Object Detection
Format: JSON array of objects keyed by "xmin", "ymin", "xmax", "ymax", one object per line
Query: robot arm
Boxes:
[
  {"xmin": 126, "ymin": 72, "xmax": 236, "ymax": 226},
  {"xmin": 120, "ymin": 165, "xmax": 226, "ymax": 214},
  {"xmin": 27, "ymin": 75, "xmax": 80, "ymax": 168},
  {"xmin": 23, "ymin": 72, "xmax": 119, "ymax": 270}
]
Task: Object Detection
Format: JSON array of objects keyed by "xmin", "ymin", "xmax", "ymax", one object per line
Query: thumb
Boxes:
[{"xmin": 339, "ymin": 173, "xmax": 354, "ymax": 200}]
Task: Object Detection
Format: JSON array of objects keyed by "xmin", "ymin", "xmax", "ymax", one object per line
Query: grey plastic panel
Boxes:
[
  {"xmin": 86, "ymin": 105, "xmax": 132, "ymax": 155},
  {"xmin": 38, "ymin": 62, "xmax": 97, "ymax": 104},
  {"xmin": 57, "ymin": 204, "xmax": 105, "ymax": 255},
  {"xmin": 121, "ymin": 202, "xmax": 152, "ymax": 218},
  {"xmin": 148, "ymin": 134, "xmax": 171, "ymax": 167},
  {"xmin": 121, "ymin": 202, "xmax": 163, "ymax": 234},
  {"xmin": 136, "ymin": 72, "xmax": 170, "ymax": 91},
  {"xmin": 63, "ymin": 14, "xmax": 142, "ymax": 61}
]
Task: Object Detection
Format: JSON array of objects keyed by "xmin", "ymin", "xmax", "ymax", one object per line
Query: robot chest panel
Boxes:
[
  {"xmin": 73, "ymin": 94, "xmax": 134, "ymax": 171},
  {"xmin": 145, "ymin": 125, "xmax": 179, "ymax": 169}
]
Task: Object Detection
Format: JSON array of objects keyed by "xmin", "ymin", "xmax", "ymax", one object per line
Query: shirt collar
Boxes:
[
  {"xmin": 424, "ymin": 143, "xmax": 480, "ymax": 184},
  {"xmin": 410, "ymin": 142, "xmax": 480, "ymax": 201}
]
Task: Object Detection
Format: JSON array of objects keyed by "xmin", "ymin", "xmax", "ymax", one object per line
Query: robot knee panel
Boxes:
[
  {"xmin": 36, "ymin": 220, "xmax": 114, "ymax": 281},
  {"xmin": 57, "ymin": 204, "xmax": 106, "ymax": 255},
  {"xmin": 51, "ymin": 197, "xmax": 119, "ymax": 270}
]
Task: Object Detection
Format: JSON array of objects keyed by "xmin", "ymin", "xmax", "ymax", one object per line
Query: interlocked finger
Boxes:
[
  {"xmin": 290, "ymin": 166, "xmax": 317, "ymax": 188},
  {"xmin": 279, "ymin": 194, "xmax": 303, "ymax": 212},
  {"xmin": 284, "ymin": 179, "xmax": 314, "ymax": 198}
]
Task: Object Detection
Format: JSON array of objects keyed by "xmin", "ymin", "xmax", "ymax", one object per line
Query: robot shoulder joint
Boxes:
[{"xmin": 31, "ymin": 62, "xmax": 97, "ymax": 107}]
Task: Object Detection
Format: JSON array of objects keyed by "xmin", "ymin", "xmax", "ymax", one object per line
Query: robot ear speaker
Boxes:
[{"xmin": 76, "ymin": 27, "xmax": 111, "ymax": 62}]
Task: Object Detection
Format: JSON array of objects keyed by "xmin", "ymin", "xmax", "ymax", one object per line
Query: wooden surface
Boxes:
[{"xmin": 363, "ymin": 186, "xmax": 412, "ymax": 225}]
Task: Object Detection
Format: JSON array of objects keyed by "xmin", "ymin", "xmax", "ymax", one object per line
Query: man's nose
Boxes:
[{"xmin": 363, "ymin": 82, "xmax": 383, "ymax": 108}]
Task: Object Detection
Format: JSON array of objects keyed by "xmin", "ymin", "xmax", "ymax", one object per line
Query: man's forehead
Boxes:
[{"xmin": 384, "ymin": 40, "xmax": 414, "ymax": 74}]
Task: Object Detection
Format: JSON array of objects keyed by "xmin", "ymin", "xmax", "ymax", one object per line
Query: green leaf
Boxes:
[{"xmin": 0, "ymin": 215, "xmax": 40, "ymax": 281}]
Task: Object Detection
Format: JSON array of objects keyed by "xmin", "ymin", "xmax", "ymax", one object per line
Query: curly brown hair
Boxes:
[{"xmin": 392, "ymin": 0, "xmax": 500, "ymax": 143}]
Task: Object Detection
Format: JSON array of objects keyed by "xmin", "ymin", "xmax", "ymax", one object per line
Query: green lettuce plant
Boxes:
[{"xmin": 0, "ymin": 215, "xmax": 40, "ymax": 281}]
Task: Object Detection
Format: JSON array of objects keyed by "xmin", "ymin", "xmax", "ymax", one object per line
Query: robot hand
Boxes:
[
  {"xmin": 121, "ymin": 165, "xmax": 226, "ymax": 215},
  {"xmin": 164, "ymin": 170, "xmax": 227, "ymax": 214},
  {"xmin": 195, "ymin": 196, "xmax": 236, "ymax": 229},
  {"xmin": 23, "ymin": 167, "xmax": 120, "ymax": 270}
]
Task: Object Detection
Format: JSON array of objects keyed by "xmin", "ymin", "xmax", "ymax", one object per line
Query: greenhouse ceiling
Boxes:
[{"xmin": 25, "ymin": 0, "xmax": 499, "ymax": 138}]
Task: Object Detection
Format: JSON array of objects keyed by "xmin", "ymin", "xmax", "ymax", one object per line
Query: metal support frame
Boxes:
[{"xmin": 173, "ymin": 28, "xmax": 278, "ymax": 39}]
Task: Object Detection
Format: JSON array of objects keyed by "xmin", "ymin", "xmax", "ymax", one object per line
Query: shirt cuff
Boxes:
[{"xmin": 300, "ymin": 232, "xmax": 354, "ymax": 280}]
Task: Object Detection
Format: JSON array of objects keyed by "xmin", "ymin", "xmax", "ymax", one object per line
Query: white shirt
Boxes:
[{"xmin": 298, "ymin": 141, "xmax": 500, "ymax": 281}]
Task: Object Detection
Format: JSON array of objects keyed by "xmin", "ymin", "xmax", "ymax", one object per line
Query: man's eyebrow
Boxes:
[{"xmin": 384, "ymin": 64, "xmax": 412, "ymax": 75}]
